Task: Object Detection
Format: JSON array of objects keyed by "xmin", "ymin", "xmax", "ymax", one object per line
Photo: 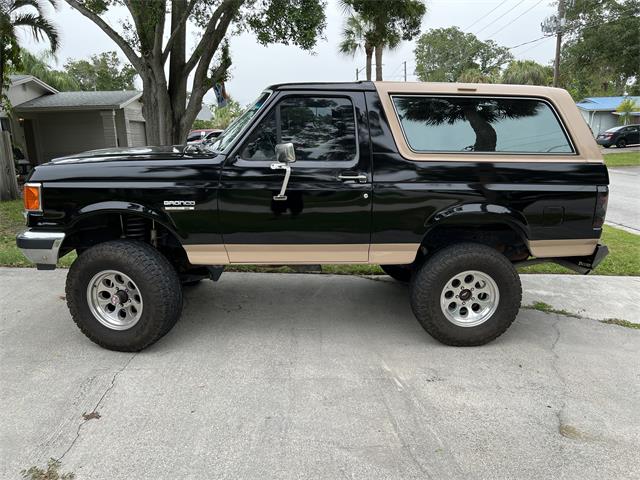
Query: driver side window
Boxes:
[{"xmin": 240, "ymin": 96, "xmax": 357, "ymax": 162}]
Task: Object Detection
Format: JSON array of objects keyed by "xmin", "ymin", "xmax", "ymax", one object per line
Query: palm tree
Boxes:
[
  {"xmin": 18, "ymin": 49, "xmax": 78, "ymax": 91},
  {"xmin": 616, "ymin": 98, "xmax": 638, "ymax": 125},
  {"xmin": 502, "ymin": 60, "xmax": 553, "ymax": 86},
  {"xmin": 0, "ymin": 0, "xmax": 59, "ymax": 94},
  {"xmin": 339, "ymin": 15, "xmax": 375, "ymax": 81}
]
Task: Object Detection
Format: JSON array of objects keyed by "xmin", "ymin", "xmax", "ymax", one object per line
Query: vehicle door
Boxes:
[
  {"xmin": 627, "ymin": 125, "xmax": 640, "ymax": 145},
  {"xmin": 218, "ymin": 91, "xmax": 372, "ymax": 263}
]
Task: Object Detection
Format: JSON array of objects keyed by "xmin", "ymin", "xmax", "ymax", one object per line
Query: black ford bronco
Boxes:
[{"xmin": 17, "ymin": 81, "xmax": 609, "ymax": 351}]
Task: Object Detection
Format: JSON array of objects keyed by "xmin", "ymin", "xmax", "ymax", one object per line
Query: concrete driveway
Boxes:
[
  {"xmin": 1, "ymin": 269, "xmax": 639, "ymax": 480},
  {"xmin": 607, "ymin": 166, "xmax": 640, "ymax": 234}
]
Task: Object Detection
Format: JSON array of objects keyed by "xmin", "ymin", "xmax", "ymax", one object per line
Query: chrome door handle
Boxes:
[{"xmin": 337, "ymin": 173, "xmax": 367, "ymax": 183}]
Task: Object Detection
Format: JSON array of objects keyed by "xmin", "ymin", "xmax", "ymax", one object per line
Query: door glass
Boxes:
[{"xmin": 241, "ymin": 96, "xmax": 357, "ymax": 161}]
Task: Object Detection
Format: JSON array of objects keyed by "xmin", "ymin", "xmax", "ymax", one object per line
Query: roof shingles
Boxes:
[{"xmin": 15, "ymin": 91, "xmax": 142, "ymax": 111}]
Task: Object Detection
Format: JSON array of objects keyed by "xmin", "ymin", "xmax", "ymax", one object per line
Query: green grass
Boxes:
[
  {"xmin": 517, "ymin": 225, "xmax": 639, "ymax": 276},
  {"xmin": 523, "ymin": 301, "xmax": 580, "ymax": 318},
  {"xmin": 600, "ymin": 318, "xmax": 640, "ymax": 330},
  {"xmin": 1, "ymin": 200, "xmax": 638, "ymax": 275},
  {"xmin": 0, "ymin": 200, "xmax": 75, "ymax": 268},
  {"xmin": 603, "ymin": 151, "xmax": 640, "ymax": 167}
]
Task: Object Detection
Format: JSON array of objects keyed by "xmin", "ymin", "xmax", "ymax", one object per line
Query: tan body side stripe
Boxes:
[
  {"xmin": 184, "ymin": 243, "xmax": 420, "ymax": 265},
  {"xmin": 528, "ymin": 238, "xmax": 598, "ymax": 258}
]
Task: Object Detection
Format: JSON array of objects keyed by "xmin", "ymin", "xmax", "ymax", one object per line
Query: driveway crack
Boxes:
[{"xmin": 56, "ymin": 353, "xmax": 137, "ymax": 462}]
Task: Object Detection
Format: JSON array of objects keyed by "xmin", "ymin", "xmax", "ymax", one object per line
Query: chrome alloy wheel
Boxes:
[
  {"xmin": 87, "ymin": 270, "xmax": 143, "ymax": 330},
  {"xmin": 440, "ymin": 270, "xmax": 499, "ymax": 327}
]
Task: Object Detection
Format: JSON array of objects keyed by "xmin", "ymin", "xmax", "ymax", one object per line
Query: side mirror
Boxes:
[{"xmin": 275, "ymin": 142, "xmax": 296, "ymax": 164}]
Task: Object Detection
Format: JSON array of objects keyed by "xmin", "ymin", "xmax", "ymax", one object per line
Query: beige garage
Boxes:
[{"xmin": 2, "ymin": 75, "xmax": 147, "ymax": 165}]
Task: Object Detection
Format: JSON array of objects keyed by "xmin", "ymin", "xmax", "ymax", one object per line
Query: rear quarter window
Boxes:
[{"xmin": 392, "ymin": 95, "xmax": 574, "ymax": 154}]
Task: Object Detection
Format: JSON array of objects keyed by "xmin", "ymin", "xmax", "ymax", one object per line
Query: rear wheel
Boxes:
[
  {"xmin": 410, "ymin": 243, "xmax": 521, "ymax": 346},
  {"xmin": 616, "ymin": 138, "xmax": 627, "ymax": 148},
  {"xmin": 66, "ymin": 240, "xmax": 183, "ymax": 351},
  {"xmin": 381, "ymin": 264, "xmax": 413, "ymax": 283}
]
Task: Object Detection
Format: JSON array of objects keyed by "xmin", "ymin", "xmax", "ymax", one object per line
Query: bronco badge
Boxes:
[{"xmin": 163, "ymin": 200, "xmax": 196, "ymax": 211}]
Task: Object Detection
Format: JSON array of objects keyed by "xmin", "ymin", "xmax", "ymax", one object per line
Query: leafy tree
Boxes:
[
  {"xmin": 17, "ymin": 49, "xmax": 79, "ymax": 91},
  {"xmin": 64, "ymin": 0, "xmax": 326, "ymax": 145},
  {"xmin": 457, "ymin": 68, "xmax": 495, "ymax": 84},
  {"xmin": 616, "ymin": 98, "xmax": 638, "ymax": 125},
  {"xmin": 502, "ymin": 60, "xmax": 553, "ymax": 86},
  {"xmin": 342, "ymin": 0, "xmax": 426, "ymax": 81},
  {"xmin": 561, "ymin": 0, "xmax": 640, "ymax": 99},
  {"xmin": 0, "ymin": 0, "xmax": 59, "ymax": 105},
  {"xmin": 65, "ymin": 51, "xmax": 137, "ymax": 91},
  {"xmin": 414, "ymin": 27, "xmax": 511, "ymax": 83},
  {"xmin": 193, "ymin": 98, "xmax": 243, "ymax": 129}
]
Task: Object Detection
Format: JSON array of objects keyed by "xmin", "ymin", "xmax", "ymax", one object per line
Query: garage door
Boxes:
[{"xmin": 129, "ymin": 121, "xmax": 147, "ymax": 147}]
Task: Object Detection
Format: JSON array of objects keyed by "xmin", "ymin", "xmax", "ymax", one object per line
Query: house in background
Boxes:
[
  {"xmin": 1, "ymin": 75, "xmax": 147, "ymax": 165},
  {"xmin": 576, "ymin": 96, "xmax": 640, "ymax": 136}
]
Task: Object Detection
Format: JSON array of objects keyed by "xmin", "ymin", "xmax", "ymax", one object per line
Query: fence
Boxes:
[{"xmin": 0, "ymin": 130, "xmax": 19, "ymax": 201}]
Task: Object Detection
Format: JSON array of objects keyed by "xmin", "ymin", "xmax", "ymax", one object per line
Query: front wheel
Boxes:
[
  {"xmin": 66, "ymin": 240, "xmax": 183, "ymax": 351},
  {"xmin": 616, "ymin": 138, "xmax": 627, "ymax": 148},
  {"xmin": 410, "ymin": 243, "xmax": 521, "ymax": 346}
]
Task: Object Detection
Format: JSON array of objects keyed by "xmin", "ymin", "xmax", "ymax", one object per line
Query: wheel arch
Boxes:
[{"xmin": 420, "ymin": 203, "xmax": 531, "ymax": 261}]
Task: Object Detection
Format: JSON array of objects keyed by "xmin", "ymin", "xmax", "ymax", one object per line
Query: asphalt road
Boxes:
[
  {"xmin": 607, "ymin": 166, "xmax": 640, "ymax": 234},
  {"xmin": 1, "ymin": 269, "xmax": 639, "ymax": 480}
]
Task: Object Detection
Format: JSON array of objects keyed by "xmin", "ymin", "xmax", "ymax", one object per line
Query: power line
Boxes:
[
  {"xmin": 485, "ymin": 0, "xmax": 546, "ymax": 38},
  {"xmin": 464, "ymin": 0, "xmax": 508, "ymax": 31},
  {"xmin": 474, "ymin": 0, "xmax": 525, "ymax": 35},
  {"xmin": 517, "ymin": 36, "xmax": 554, "ymax": 55},
  {"xmin": 508, "ymin": 35, "xmax": 552, "ymax": 50}
]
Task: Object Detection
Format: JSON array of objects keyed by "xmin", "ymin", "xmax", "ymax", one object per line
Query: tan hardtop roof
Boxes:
[
  {"xmin": 374, "ymin": 81, "xmax": 568, "ymax": 97},
  {"xmin": 373, "ymin": 81, "xmax": 603, "ymax": 163}
]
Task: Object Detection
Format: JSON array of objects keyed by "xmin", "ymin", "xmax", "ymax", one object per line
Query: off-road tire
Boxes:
[
  {"xmin": 616, "ymin": 138, "xmax": 627, "ymax": 148},
  {"xmin": 410, "ymin": 242, "xmax": 521, "ymax": 346},
  {"xmin": 381, "ymin": 264, "xmax": 413, "ymax": 283},
  {"xmin": 66, "ymin": 240, "xmax": 183, "ymax": 351}
]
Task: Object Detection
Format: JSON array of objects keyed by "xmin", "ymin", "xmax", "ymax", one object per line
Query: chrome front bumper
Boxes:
[{"xmin": 16, "ymin": 230, "xmax": 65, "ymax": 270}]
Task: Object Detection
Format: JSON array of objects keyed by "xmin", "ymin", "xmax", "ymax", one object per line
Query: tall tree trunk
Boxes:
[
  {"xmin": 365, "ymin": 44, "xmax": 373, "ymax": 81},
  {"xmin": 168, "ymin": 0, "xmax": 188, "ymax": 144},
  {"xmin": 374, "ymin": 44, "xmax": 383, "ymax": 81}
]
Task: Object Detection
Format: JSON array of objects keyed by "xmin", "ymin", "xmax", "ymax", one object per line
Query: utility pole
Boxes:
[
  {"xmin": 356, "ymin": 67, "xmax": 359, "ymax": 81},
  {"xmin": 552, "ymin": 0, "xmax": 565, "ymax": 87},
  {"xmin": 403, "ymin": 61, "xmax": 407, "ymax": 82}
]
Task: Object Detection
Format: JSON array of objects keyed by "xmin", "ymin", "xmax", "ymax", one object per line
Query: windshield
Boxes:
[{"xmin": 209, "ymin": 91, "xmax": 271, "ymax": 152}]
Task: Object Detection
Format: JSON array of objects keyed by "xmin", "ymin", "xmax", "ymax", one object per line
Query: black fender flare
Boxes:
[{"xmin": 422, "ymin": 203, "xmax": 530, "ymax": 246}]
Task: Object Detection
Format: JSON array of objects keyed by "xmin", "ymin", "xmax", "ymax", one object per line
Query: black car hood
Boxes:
[{"xmin": 47, "ymin": 145, "xmax": 195, "ymax": 165}]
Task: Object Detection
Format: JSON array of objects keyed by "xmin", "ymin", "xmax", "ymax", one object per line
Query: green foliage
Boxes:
[
  {"xmin": 17, "ymin": 49, "xmax": 79, "ymax": 91},
  {"xmin": 65, "ymin": 51, "xmax": 137, "ymax": 91},
  {"xmin": 246, "ymin": 0, "xmax": 327, "ymax": 50},
  {"xmin": 414, "ymin": 27, "xmax": 512, "ymax": 82},
  {"xmin": 194, "ymin": 99, "xmax": 243, "ymax": 130},
  {"xmin": 344, "ymin": 0, "xmax": 426, "ymax": 44},
  {"xmin": 21, "ymin": 458, "xmax": 75, "ymax": 480},
  {"xmin": 561, "ymin": 0, "xmax": 640, "ymax": 99},
  {"xmin": 615, "ymin": 98, "xmax": 638, "ymax": 125},
  {"xmin": 502, "ymin": 60, "xmax": 553, "ymax": 86},
  {"xmin": 0, "ymin": 0, "xmax": 59, "ymax": 106}
]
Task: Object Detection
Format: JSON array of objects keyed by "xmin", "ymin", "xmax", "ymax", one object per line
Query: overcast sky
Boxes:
[{"xmin": 22, "ymin": 0, "xmax": 558, "ymax": 105}]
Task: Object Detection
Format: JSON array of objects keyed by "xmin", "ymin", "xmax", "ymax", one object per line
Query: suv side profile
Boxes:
[{"xmin": 17, "ymin": 81, "xmax": 609, "ymax": 351}]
